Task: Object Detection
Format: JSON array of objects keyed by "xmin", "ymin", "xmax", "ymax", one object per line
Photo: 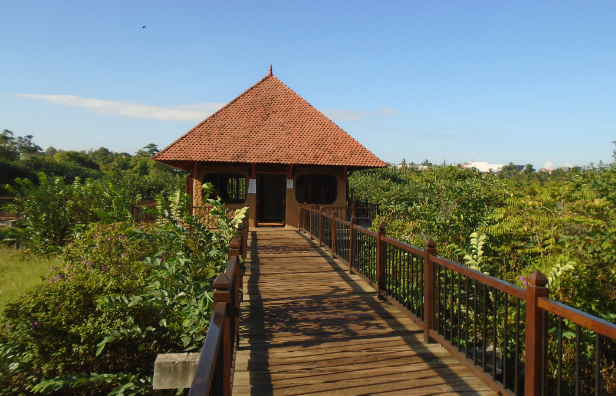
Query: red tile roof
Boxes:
[{"xmin": 153, "ymin": 73, "xmax": 386, "ymax": 169}]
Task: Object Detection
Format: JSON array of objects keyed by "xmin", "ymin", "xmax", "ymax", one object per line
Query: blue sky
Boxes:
[{"xmin": 2, "ymin": 1, "xmax": 615, "ymax": 169}]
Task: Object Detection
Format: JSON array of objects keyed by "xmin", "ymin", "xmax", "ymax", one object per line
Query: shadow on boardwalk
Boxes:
[{"xmin": 234, "ymin": 228, "xmax": 496, "ymax": 396}]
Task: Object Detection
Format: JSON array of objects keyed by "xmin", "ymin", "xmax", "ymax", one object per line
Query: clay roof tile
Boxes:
[{"xmin": 153, "ymin": 74, "xmax": 386, "ymax": 168}]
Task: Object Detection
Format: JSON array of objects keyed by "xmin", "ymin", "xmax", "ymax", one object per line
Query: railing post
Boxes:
[
  {"xmin": 319, "ymin": 206, "xmax": 324, "ymax": 245},
  {"xmin": 229, "ymin": 239, "xmax": 240, "ymax": 347},
  {"xmin": 331, "ymin": 210, "xmax": 337, "ymax": 258},
  {"xmin": 349, "ymin": 215, "xmax": 357, "ymax": 274},
  {"xmin": 525, "ymin": 271, "xmax": 549, "ymax": 396},
  {"xmin": 376, "ymin": 223, "xmax": 386, "ymax": 296},
  {"xmin": 298, "ymin": 204, "xmax": 302, "ymax": 230},
  {"xmin": 212, "ymin": 272, "xmax": 231, "ymax": 396},
  {"xmin": 309, "ymin": 204, "xmax": 314, "ymax": 239},
  {"xmin": 423, "ymin": 238, "xmax": 436, "ymax": 344}
]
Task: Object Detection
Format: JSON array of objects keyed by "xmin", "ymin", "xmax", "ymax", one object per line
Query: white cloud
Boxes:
[
  {"xmin": 544, "ymin": 161, "xmax": 554, "ymax": 169},
  {"xmin": 19, "ymin": 94, "xmax": 226, "ymax": 122},
  {"xmin": 321, "ymin": 107, "xmax": 403, "ymax": 122},
  {"xmin": 564, "ymin": 162, "xmax": 575, "ymax": 168}
]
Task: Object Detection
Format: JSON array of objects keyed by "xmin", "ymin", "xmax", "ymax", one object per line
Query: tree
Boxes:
[
  {"xmin": 523, "ymin": 164, "xmax": 535, "ymax": 174},
  {"xmin": 15, "ymin": 135, "xmax": 42, "ymax": 155},
  {"xmin": 136, "ymin": 143, "xmax": 159, "ymax": 157},
  {"xmin": 0, "ymin": 130, "xmax": 17, "ymax": 160}
]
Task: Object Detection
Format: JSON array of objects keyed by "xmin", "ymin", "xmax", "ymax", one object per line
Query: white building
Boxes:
[{"xmin": 465, "ymin": 161, "xmax": 504, "ymax": 173}]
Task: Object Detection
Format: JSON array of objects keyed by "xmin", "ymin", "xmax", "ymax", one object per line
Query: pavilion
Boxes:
[{"xmin": 153, "ymin": 68, "xmax": 386, "ymax": 227}]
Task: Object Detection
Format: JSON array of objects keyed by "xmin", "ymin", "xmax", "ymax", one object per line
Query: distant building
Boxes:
[{"xmin": 464, "ymin": 161, "xmax": 504, "ymax": 173}]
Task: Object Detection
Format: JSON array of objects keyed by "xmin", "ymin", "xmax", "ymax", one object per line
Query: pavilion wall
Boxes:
[{"xmin": 192, "ymin": 162, "xmax": 348, "ymax": 228}]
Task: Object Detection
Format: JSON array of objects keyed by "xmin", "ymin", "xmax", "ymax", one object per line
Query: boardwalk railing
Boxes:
[
  {"xmin": 299, "ymin": 204, "xmax": 616, "ymax": 396},
  {"xmin": 187, "ymin": 219, "xmax": 249, "ymax": 396}
]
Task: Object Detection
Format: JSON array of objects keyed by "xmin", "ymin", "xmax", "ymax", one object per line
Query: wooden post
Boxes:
[
  {"xmin": 212, "ymin": 272, "xmax": 231, "ymax": 396},
  {"xmin": 298, "ymin": 204, "xmax": 302, "ymax": 230},
  {"xmin": 525, "ymin": 271, "xmax": 549, "ymax": 396},
  {"xmin": 349, "ymin": 215, "xmax": 357, "ymax": 274},
  {"xmin": 236, "ymin": 226, "xmax": 245, "ymax": 296},
  {"xmin": 229, "ymin": 239, "xmax": 240, "ymax": 346},
  {"xmin": 332, "ymin": 210, "xmax": 337, "ymax": 258},
  {"xmin": 376, "ymin": 223, "xmax": 386, "ymax": 296},
  {"xmin": 309, "ymin": 204, "xmax": 314, "ymax": 239},
  {"xmin": 423, "ymin": 238, "xmax": 437, "ymax": 344},
  {"xmin": 319, "ymin": 206, "xmax": 324, "ymax": 245}
]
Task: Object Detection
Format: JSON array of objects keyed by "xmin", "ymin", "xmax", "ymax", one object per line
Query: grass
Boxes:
[{"xmin": 0, "ymin": 244, "xmax": 57, "ymax": 313}]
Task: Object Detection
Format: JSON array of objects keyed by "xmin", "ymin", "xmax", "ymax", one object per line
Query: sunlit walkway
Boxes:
[{"xmin": 233, "ymin": 227, "xmax": 496, "ymax": 395}]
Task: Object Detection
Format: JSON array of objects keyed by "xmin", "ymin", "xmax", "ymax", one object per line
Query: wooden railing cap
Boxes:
[
  {"xmin": 425, "ymin": 238, "xmax": 436, "ymax": 248},
  {"xmin": 527, "ymin": 270, "xmax": 548, "ymax": 286},
  {"xmin": 213, "ymin": 273, "xmax": 231, "ymax": 289},
  {"xmin": 230, "ymin": 238, "xmax": 240, "ymax": 249},
  {"xmin": 378, "ymin": 223, "xmax": 385, "ymax": 232}
]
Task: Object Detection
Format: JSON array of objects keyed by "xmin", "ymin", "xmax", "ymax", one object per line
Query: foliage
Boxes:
[
  {"xmin": 351, "ymin": 165, "xmax": 503, "ymax": 254},
  {"xmin": 350, "ymin": 160, "xmax": 616, "ymax": 318},
  {"xmin": 1, "ymin": 132, "xmax": 186, "ymax": 201},
  {"xmin": 447, "ymin": 232, "xmax": 488, "ymax": 273},
  {"xmin": 0, "ymin": 191, "xmax": 247, "ymax": 395}
]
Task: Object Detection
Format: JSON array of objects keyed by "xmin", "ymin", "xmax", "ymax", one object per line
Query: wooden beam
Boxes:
[
  {"xmin": 287, "ymin": 164, "xmax": 293, "ymax": 179},
  {"xmin": 251, "ymin": 163, "xmax": 256, "ymax": 178}
]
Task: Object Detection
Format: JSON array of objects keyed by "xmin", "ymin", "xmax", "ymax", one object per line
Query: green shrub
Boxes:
[{"xmin": 0, "ymin": 191, "xmax": 247, "ymax": 395}]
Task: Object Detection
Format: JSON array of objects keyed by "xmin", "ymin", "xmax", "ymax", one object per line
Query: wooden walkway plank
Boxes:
[{"xmin": 233, "ymin": 228, "xmax": 497, "ymax": 396}]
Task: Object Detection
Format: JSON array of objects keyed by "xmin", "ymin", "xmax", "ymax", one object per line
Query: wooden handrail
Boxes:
[
  {"xmin": 187, "ymin": 302, "xmax": 226, "ymax": 396},
  {"xmin": 352, "ymin": 223, "xmax": 377, "ymax": 237},
  {"xmin": 538, "ymin": 297, "xmax": 616, "ymax": 340},
  {"xmin": 381, "ymin": 235, "xmax": 424, "ymax": 256},
  {"xmin": 430, "ymin": 255, "xmax": 527, "ymax": 300}
]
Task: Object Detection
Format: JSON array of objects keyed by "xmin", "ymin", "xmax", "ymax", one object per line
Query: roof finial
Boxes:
[{"xmin": 269, "ymin": 64, "xmax": 273, "ymax": 76}]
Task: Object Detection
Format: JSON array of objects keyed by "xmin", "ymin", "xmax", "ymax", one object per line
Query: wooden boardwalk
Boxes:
[{"xmin": 233, "ymin": 228, "xmax": 497, "ymax": 396}]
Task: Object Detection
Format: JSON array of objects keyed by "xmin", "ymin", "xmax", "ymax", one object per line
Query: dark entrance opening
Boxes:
[{"xmin": 257, "ymin": 174, "xmax": 286, "ymax": 225}]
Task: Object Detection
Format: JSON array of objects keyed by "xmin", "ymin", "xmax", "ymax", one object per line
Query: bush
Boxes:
[{"xmin": 0, "ymin": 192, "xmax": 247, "ymax": 395}]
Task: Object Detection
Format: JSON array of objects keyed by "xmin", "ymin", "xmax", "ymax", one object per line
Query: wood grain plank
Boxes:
[{"xmin": 234, "ymin": 227, "xmax": 497, "ymax": 396}]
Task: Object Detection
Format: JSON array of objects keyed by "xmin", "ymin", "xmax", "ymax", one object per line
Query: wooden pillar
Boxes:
[
  {"xmin": 331, "ymin": 210, "xmax": 337, "ymax": 258},
  {"xmin": 376, "ymin": 223, "xmax": 386, "ymax": 296},
  {"xmin": 525, "ymin": 271, "xmax": 549, "ymax": 396},
  {"xmin": 349, "ymin": 215, "xmax": 357, "ymax": 274},
  {"xmin": 423, "ymin": 238, "xmax": 437, "ymax": 344}
]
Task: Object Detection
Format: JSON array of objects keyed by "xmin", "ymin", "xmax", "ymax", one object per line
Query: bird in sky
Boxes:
[{"xmin": 143, "ymin": 26, "xmax": 146, "ymax": 28}]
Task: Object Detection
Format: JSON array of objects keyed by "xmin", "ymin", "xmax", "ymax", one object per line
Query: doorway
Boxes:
[{"xmin": 257, "ymin": 174, "xmax": 286, "ymax": 225}]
